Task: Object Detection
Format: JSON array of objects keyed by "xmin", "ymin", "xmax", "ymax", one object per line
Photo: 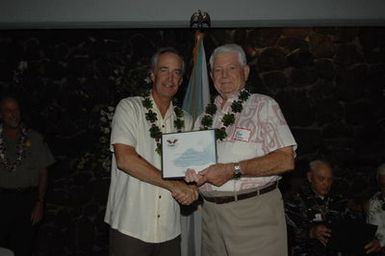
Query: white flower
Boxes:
[
  {"xmin": 144, "ymin": 76, "xmax": 151, "ymax": 84},
  {"xmin": 102, "ymin": 158, "xmax": 111, "ymax": 170},
  {"xmin": 18, "ymin": 61, "xmax": 28, "ymax": 71}
]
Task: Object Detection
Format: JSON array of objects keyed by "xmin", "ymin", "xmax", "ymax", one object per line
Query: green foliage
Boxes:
[
  {"xmin": 215, "ymin": 128, "xmax": 227, "ymax": 141},
  {"xmin": 205, "ymin": 103, "xmax": 217, "ymax": 115},
  {"xmin": 201, "ymin": 115, "xmax": 213, "ymax": 127},
  {"xmin": 112, "ymin": 62, "xmax": 151, "ymax": 99},
  {"xmin": 145, "ymin": 110, "xmax": 158, "ymax": 123},
  {"xmin": 222, "ymin": 113, "xmax": 235, "ymax": 126}
]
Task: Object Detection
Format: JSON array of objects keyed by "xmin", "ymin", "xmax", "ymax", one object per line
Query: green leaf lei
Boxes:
[
  {"xmin": 142, "ymin": 90, "xmax": 184, "ymax": 154},
  {"xmin": 200, "ymin": 90, "xmax": 250, "ymax": 141}
]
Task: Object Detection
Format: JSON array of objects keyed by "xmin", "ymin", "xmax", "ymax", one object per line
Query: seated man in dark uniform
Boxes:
[
  {"xmin": 285, "ymin": 160, "xmax": 355, "ymax": 256},
  {"xmin": 0, "ymin": 95, "xmax": 55, "ymax": 256}
]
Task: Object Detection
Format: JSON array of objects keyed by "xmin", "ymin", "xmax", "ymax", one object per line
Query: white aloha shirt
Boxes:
[
  {"xmin": 105, "ymin": 95, "xmax": 193, "ymax": 243},
  {"xmin": 367, "ymin": 192, "xmax": 385, "ymax": 247}
]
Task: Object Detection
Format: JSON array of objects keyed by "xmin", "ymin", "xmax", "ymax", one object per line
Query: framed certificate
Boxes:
[{"xmin": 161, "ymin": 129, "xmax": 217, "ymax": 179}]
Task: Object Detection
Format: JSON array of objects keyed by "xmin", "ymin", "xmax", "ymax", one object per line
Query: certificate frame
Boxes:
[{"xmin": 161, "ymin": 129, "xmax": 217, "ymax": 179}]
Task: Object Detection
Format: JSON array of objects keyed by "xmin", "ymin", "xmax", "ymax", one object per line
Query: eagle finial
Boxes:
[{"xmin": 190, "ymin": 10, "xmax": 211, "ymax": 29}]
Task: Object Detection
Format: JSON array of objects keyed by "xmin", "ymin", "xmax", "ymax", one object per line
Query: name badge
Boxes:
[
  {"xmin": 232, "ymin": 127, "xmax": 252, "ymax": 142},
  {"xmin": 312, "ymin": 213, "xmax": 323, "ymax": 222}
]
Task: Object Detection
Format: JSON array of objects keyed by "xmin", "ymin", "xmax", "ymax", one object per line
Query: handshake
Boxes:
[{"xmin": 170, "ymin": 163, "xmax": 235, "ymax": 205}]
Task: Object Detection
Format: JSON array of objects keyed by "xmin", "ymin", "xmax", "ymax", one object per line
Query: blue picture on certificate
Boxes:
[{"xmin": 161, "ymin": 129, "xmax": 217, "ymax": 178}]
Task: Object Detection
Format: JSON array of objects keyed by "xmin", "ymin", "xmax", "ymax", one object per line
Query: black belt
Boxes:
[
  {"xmin": 0, "ymin": 187, "xmax": 37, "ymax": 194},
  {"xmin": 202, "ymin": 181, "xmax": 278, "ymax": 204}
]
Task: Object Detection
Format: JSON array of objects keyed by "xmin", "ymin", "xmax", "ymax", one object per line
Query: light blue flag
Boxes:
[
  {"xmin": 180, "ymin": 34, "xmax": 209, "ymax": 256},
  {"xmin": 182, "ymin": 39, "xmax": 210, "ymax": 122}
]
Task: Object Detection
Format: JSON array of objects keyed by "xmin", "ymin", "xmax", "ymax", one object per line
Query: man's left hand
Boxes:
[
  {"xmin": 364, "ymin": 239, "xmax": 382, "ymax": 254},
  {"xmin": 198, "ymin": 163, "xmax": 233, "ymax": 187},
  {"xmin": 185, "ymin": 169, "xmax": 207, "ymax": 186},
  {"xmin": 31, "ymin": 201, "xmax": 44, "ymax": 225}
]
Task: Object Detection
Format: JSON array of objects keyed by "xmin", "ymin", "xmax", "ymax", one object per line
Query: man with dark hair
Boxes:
[
  {"xmin": 104, "ymin": 48, "xmax": 198, "ymax": 256},
  {"xmin": 0, "ymin": 95, "xmax": 55, "ymax": 256}
]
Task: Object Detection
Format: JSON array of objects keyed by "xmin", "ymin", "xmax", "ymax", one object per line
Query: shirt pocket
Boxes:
[{"xmin": 230, "ymin": 142, "xmax": 258, "ymax": 160}]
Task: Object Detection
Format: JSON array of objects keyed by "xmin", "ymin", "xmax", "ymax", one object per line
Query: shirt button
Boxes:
[
  {"xmin": 157, "ymin": 214, "xmax": 160, "ymax": 218},
  {"xmin": 162, "ymin": 125, "xmax": 165, "ymax": 128},
  {"xmin": 159, "ymin": 195, "xmax": 162, "ymax": 199}
]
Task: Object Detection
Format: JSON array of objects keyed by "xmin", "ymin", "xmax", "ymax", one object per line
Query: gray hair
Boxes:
[
  {"xmin": 309, "ymin": 160, "xmax": 331, "ymax": 172},
  {"xmin": 150, "ymin": 47, "xmax": 185, "ymax": 74},
  {"xmin": 209, "ymin": 44, "xmax": 247, "ymax": 69},
  {"xmin": 377, "ymin": 163, "xmax": 385, "ymax": 177}
]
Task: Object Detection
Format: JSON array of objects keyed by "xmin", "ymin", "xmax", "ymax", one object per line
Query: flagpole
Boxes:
[
  {"xmin": 192, "ymin": 31, "xmax": 204, "ymax": 65},
  {"xmin": 182, "ymin": 10, "xmax": 211, "ymax": 122},
  {"xmin": 181, "ymin": 11, "xmax": 211, "ymax": 256},
  {"xmin": 190, "ymin": 31, "xmax": 204, "ymax": 121}
]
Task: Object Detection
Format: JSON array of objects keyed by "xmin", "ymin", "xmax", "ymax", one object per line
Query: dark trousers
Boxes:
[
  {"xmin": 0, "ymin": 191, "xmax": 37, "ymax": 256},
  {"xmin": 110, "ymin": 228, "xmax": 181, "ymax": 256}
]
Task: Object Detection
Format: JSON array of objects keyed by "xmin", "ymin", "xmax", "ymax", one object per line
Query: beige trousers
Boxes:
[{"xmin": 201, "ymin": 188, "xmax": 288, "ymax": 256}]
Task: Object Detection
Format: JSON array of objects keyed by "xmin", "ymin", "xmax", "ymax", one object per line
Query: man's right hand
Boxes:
[
  {"xmin": 171, "ymin": 181, "xmax": 199, "ymax": 205},
  {"xmin": 309, "ymin": 224, "xmax": 332, "ymax": 246},
  {"xmin": 364, "ymin": 239, "xmax": 382, "ymax": 254}
]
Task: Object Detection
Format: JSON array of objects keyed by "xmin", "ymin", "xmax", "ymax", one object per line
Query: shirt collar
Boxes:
[
  {"xmin": 310, "ymin": 187, "xmax": 329, "ymax": 201},
  {"xmin": 214, "ymin": 90, "xmax": 245, "ymax": 110},
  {"xmin": 149, "ymin": 91, "xmax": 175, "ymax": 120}
]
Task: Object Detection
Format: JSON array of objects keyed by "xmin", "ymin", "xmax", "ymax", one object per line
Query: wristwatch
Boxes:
[{"xmin": 233, "ymin": 162, "xmax": 242, "ymax": 179}]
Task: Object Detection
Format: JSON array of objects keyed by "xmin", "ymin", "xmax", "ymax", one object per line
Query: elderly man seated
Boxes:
[
  {"xmin": 285, "ymin": 160, "xmax": 380, "ymax": 256},
  {"xmin": 367, "ymin": 163, "xmax": 385, "ymax": 255}
]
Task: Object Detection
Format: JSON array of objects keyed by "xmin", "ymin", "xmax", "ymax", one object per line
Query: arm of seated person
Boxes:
[
  {"xmin": 364, "ymin": 238, "xmax": 382, "ymax": 254},
  {"xmin": 309, "ymin": 224, "xmax": 332, "ymax": 246}
]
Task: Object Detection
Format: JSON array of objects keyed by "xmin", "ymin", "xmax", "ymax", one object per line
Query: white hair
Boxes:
[
  {"xmin": 209, "ymin": 44, "xmax": 247, "ymax": 69},
  {"xmin": 309, "ymin": 160, "xmax": 331, "ymax": 172}
]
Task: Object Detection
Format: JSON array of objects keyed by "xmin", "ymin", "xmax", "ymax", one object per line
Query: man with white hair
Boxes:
[
  {"xmin": 367, "ymin": 163, "xmax": 385, "ymax": 255},
  {"xmin": 285, "ymin": 160, "xmax": 344, "ymax": 256},
  {"xmin": 286, "ymin": 160, "xmax": 382, "ymax": 255},
  {"xmin": 185, "ymin": 43, "xmax": 297, "ymax": 256}
]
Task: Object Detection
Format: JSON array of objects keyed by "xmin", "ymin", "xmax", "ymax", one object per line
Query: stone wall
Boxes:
[{"xmin": 0, "ymin": 27, "xmax": 384, "ymax": 255}]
